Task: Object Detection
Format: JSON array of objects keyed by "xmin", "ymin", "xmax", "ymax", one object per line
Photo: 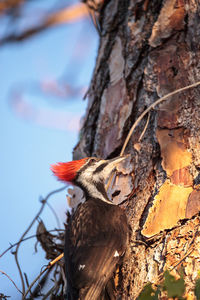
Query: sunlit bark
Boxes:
[{"xmin": 75, "ymin": 1, "xmax": 200, "ymax": 298}]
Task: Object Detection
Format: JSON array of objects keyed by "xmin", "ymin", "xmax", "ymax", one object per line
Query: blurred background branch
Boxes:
[
  {"xmin": 0, "ymin": 2, "xmax": 89, "ymax": 45},
  {"xmin": 0, "ymin": 0, "xmax": 99, "ymax": 298}
]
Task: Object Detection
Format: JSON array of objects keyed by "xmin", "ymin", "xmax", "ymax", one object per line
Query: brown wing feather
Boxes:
[{"xmin": 64, "ymin": 199, "xmax": 128, "ymax": 300}]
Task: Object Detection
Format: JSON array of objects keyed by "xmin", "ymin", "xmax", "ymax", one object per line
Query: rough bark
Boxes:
[{"xmin": 74, "ymin": 0, "xmax": 200, "ymax": 299}]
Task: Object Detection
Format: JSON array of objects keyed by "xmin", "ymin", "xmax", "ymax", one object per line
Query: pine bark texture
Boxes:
[{"xmin": 74, "ymin": 0, "xmax": 200, "ymax": 299}]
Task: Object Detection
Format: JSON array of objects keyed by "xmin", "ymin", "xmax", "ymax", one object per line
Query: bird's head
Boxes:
[{"xmin": 51, "ymin": 156, "xmax": 127, "ymax": 202}]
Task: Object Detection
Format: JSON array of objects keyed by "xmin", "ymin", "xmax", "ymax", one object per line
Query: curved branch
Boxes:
[
  {"xmin": 120, "ymin": 80, "xmax": 200, "ymax": 155},
  {"xmin": 14, "ymin": 185, "xmax": 66, "ymax": 297},
  {"xmin": 0, "ymin": 229, "xmax": 64, "ymax": 258},
  {"xmin": 0, "ymin": 270, "xmax": 22, "ymax": 294}
]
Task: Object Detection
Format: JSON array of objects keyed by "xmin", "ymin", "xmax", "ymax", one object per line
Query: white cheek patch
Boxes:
[
  {"xmin": 79, "ymin": 264, "xmax": 85, "ymax": 271},
  {"xmin": 101, "ymin": 168, "xmax": 112, "ymax": 180},
  {"xmin": 78, "ymin": 161, "xmax": 115, "ymax": 204},
  {"xmin": 114, "ymin": 250, "xmax": 119, "ymax": 257}
]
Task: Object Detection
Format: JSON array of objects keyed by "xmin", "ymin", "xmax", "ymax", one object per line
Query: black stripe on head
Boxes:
[
  {"xmin": 93, "ymin": 162, "xmax": 108, "ymax": 174},
  {"xmin": 95, "ymin": 181, "xmax": 110, "ymax": 202},
  {"xmin": 76, "ymin": 158, "xmax": 97, "ymax": 177}
]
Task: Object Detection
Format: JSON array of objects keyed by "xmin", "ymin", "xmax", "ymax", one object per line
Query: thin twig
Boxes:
[
  {"xmin": 169, "ymin": 228, "xmax": 197, "ymax": 271},
  {"xmin": 14, "ymin": 186, "xmax": 66, "ymax": 297},
  {"xmin": 48, "ymin": 253, "xmax": 64, "ymax": 268},
  {"xmin": 24, "ymin": 273, "xmax": 30, "ymax": 289},
  {"xmin": 22, "ymin": 267, "xmax": 49, "ymax": 299},
  {"xmin": 157, "ymin": 226, "xmax": 198, "ymax": 283},
  {"xmin": 24, "ymin": 273, "xmax": 33, "ymax": 298},
  {"xmin": 106, "ymin": 111, "xmax": 150, "ymax": 192},
  {"xmin": 138, "ymin": 112, "xmax": 150, "ymax": 142},
  {"xmin": 0, "ymin": 270, "xmax": 22, "ymax": 294},
  {"xmin": 42, "ymin": 285, "xmax": 56, "ymax": 300},
  {"xmin": 170, "ymin": 248, "xmax": 194, "ymax": 271},
  {"xmin": 0, "ymin": 229, "xmax": 64, "ymax": 258},
  {"xmin": 23, "ymin": 253, "xmax": 64, "ymax": 299},
  {"xmin": 120, "ymin": 80, "xmax": 200, "ymax": 155},
  {"xmin": 31, "ymin": 267, "xmax": 52, "ymax": 297},
  {"xmin": 42, "ymin": 273, "xmax": 62, "ymax": 299}
]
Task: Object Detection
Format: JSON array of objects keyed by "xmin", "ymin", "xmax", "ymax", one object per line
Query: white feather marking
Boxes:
[
  {"xmin": 114, "ymin": 250, "xmax": 119, "ymax": 257},
  {"xmin": 78, "ymin": 264, "xmax": 85, "ymax": 271}
]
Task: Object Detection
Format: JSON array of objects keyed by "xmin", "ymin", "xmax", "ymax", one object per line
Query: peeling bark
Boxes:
[{"xmin": 74, "ymin": 0, "xmax": 200, "ymax": 298}]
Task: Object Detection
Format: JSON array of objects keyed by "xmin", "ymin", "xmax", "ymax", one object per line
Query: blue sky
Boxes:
[{"xmin": 0, "ymin": 3, "xmax": 98, "ymax": 297}]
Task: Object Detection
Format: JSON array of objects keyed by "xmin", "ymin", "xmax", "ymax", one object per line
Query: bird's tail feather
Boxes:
[{"xmin": 79, "ymin": 276, "xmax": 116, "ymax": 300}]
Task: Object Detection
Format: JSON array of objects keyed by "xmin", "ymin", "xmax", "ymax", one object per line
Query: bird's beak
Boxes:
[
  {"xmin": 106, "ymin": 155, "xmax": 128, "ymax": 165},
  {"xmin": 103, "ymin": 155, "xmax": 128, "ymax": 177}
]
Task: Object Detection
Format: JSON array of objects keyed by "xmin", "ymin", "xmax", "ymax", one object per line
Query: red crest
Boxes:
[{"xmin": 51, "ymin": 158, "xmax": 88, "ymax": 182}]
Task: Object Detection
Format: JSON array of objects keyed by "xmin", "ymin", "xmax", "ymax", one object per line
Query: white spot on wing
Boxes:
[
  {"xmin": 114, "ymin": 250, "xmax": 119, "ymax": 257},
  {"xmin": 78, "ymin": 264, "xmax": 85, "ymax": 271}
]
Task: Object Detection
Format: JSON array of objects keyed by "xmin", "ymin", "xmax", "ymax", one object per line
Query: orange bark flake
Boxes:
[
  {"xmin": 186, "ymin": 190, "xmax": 200, "ymax": 218},
  {"xmin": 141, "ymin": 180, "xmax": 192, "ymax": 237},
  {"xmin": 169, "ymin": 0, "xmax": 185, "ymax": 31},
  {"xmin": 170, "ymin": 167, "xmax": 193, "ymax": 186},
  {"xmin": 149, "ymin": 0, "xmax": 185, "ymax": 47},
  {"xmin": 156, "ymin": 128, "xmax": 192, "ymax": 183}
]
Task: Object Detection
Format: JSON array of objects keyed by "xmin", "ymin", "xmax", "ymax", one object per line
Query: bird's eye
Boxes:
[{"xmin": 89, "ymin": 158, "xmax": 97, "ymax": 163}]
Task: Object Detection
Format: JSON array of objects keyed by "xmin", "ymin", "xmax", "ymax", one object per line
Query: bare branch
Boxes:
[
  {"xmin": 0, "ymin": 0, "xmax": 24, "ymax": 14},
  {"xmin": 0, "ymin": 270, "xmax": 22, "ymax": 294},
  {"xmin": 22, "ymin": 266, "xmax": 49, "ymax": 299},
  {"xmin": 23, "ymin": 253, "xmax": 64, "ymax": 299},
  {"xmin": 0, "ymin": 229, "xmax": 64, "ymax": 258},
  {"xmin": 0, "ymin": 3, "xmax": 89, "ymax": 45},
  {"xmin": 138, "ymin": 112, "xmax": 150, "ymax": 142},
  {"xmin": 13, "ymin": 185, "xmax": 66, "ymax": 296}
]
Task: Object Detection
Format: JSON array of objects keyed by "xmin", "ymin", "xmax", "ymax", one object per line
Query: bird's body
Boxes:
[
  {"xmin": 65, "ymin": 198, "xmax": 128, "ymax": 299},
  {"xmin": 51, "ymin": 156, "xmax": 129, "ymax": 300}
]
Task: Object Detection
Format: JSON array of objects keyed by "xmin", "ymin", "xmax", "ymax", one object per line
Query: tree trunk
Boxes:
[{"xmin": 74, "ymin": 0, "xmax": 200, "ymax": 299}]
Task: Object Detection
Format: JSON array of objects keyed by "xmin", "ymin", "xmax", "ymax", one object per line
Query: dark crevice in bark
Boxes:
[
  {"xmin": 150, "ymin": 0, "xmax": 163, "ymax": 19},
  {"xmin": 101, "ymin": 0, "xmax": 130, "ymax": 36},
  {"xmin": 130, "ymin": 73, "xmax": 144, "ymax": 116},
  {"xmin": 88, "ymin": 76, "xmax": 109, "ymax": 156},
  {"xmin": 107, "ymin": 145, "xmax": 123, "ymax": 159},
  {"xmin": 76, "ymin": 1, "xmax": 131, "ymax": 157},
  {"xmin": 125, "ymin": 43, "xmax": 149, "ymax": 80}
]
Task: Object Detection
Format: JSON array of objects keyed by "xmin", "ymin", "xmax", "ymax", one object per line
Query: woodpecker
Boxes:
[{"xmin": 51, "ymin": 156, "xmax": 129, "ymax": 300}]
